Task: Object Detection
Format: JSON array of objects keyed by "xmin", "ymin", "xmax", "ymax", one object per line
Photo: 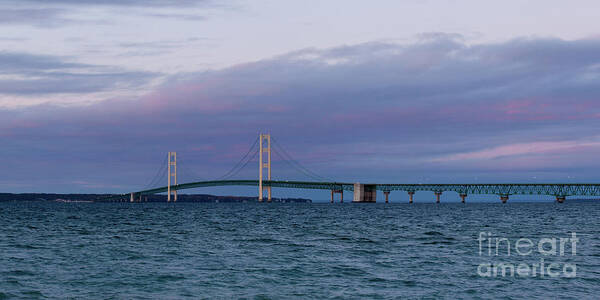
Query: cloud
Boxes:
[
  {"xmin": 10, "ymin": 0, "xmax": 210, "ymax": 7},
  {"xmin": 0, "ymin": 8, "xmax": 70, "ymax": 27},
  {"xmin": 143, "ymin": 13, "xmax": 206, "ymax": 21},
  {"xmin": 432, "ymin": 139, "xmax": 600, "ymax": 162},
  {"xmin": 115, "ymin": 38, "xmax": 215, "ymax": 57},
  {"xmin": 0, "ymin": 52, "xmax": 157, "ymax": 97},
  {"xmin": 0, "ymin": 1, "xmax": 215, "ymax": 28},
  {"xmin": 0, "ymin": 37, "xmax": 28, "ymax": 41},
  {"xmin": 2, "ymin": 35, "xmax": 600, "ymax": 192},
  {"xmin": 0, "ymin": 52, "xmax": 85, "ymax": 73}
]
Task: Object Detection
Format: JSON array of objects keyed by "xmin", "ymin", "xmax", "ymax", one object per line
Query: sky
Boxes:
[{"xmin": 1, "ymin": 0, "xmax": 600, "ymax": 200}]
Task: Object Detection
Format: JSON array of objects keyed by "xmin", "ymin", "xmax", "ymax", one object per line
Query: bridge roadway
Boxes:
[{"xmin": 120, "ymin": 180, "xmax": 600, "ymax": 202}]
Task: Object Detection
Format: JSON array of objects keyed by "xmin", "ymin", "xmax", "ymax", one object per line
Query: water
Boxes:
[{"xmin": 1, "ymin": 202, "xmax": 599, "ymax": 299}]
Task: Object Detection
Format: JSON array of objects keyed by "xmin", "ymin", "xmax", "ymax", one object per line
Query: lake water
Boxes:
[{"xmin": 1, "ymin": 201, "xmax": 599, "ymax": 299}]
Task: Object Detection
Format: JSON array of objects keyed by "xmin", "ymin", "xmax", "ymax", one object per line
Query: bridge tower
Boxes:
[
  {"xmin": 167, "ymin": 151, "xmax": 177, "ymax": 202},
  {"xmin": 258, "ymin": 134, "xmax": 271, "ymax": 202}
]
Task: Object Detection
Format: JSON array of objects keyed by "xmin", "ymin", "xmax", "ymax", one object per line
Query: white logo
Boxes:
[{"xmin": 476, "ymin": 232, "xmax": 578, "ymax": 278}]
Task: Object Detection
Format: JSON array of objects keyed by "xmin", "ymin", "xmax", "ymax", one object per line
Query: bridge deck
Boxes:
[{"xmin": 123, "ymin": 180, "xmax": 600, "ymax": 198}]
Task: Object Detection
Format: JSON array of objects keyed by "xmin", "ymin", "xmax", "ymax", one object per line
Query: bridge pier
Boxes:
[
  {"xmin": 408, "ymin": 191, "xmax": 415, "ymax": 204},
  {"xmin": 352, "ymin": 183, "xmax": 376, "ymax": 202},
  {"xmin": 384, "ymin": 191, "xmax": 390, "ymax": 203},
  {"xmin": 435, "ymin": 191, "xmax": 442, "ymax": 203},
  {"xmin": 556, "ymin": 196, "xmax": 566, "ymax": 203},
  {"xmin": 460, "ymin": 193, "xmax": 467, "ymax": 203},
  {"xmin": 331, "ymin": 189, "xmax": 344, "ymax": 203},
  {"xmin": 500, "ymin": 194, "xmax": 509, "ymax": 204}
]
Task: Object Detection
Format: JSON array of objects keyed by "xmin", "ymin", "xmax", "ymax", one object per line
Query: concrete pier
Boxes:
[
  {"xmin": 353, "ymin": 183, "xmax": 376, "ymax": 202},
  {"xmin": 434, "ymin": 191, "xmax": 442, "ymax": 203},
  {"xmin": 408, "ymin": 191, "xmax": 415, "ymax": 204},
  {"xmin": 460, "ymin": 193, "xmax": 467, "ymax": 203},
  {"xmin": 384, "ymin": 191, "xmax": 390, "ymax": 203},
  {"xmin": 330, "ymin": 189, "xmax": 343, "ymax": 203}
]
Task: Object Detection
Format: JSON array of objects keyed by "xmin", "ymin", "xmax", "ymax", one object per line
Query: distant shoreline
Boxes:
[{"xmin": 0, "ymin": 193, "xmax": 312, "ymax": 203}]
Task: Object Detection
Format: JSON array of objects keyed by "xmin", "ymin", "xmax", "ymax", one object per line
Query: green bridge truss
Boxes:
[{"xmin": 118, "ymin": 180, "xmax": 600, "ymax": 199}]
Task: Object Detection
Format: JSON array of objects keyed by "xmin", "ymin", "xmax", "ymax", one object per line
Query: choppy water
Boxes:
[{"xmin": 1, "ymin": 201, "xmax": 599, "ymax": 299}]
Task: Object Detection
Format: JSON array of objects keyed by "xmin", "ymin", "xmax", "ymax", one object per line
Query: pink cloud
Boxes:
[
  {"xmin": 432, "ymin": 139, "xmax": 600, "ymax": 162},
  {"xmin": 266, "ymin": 105, "xmax": 290, "ymax": 112},
  {"xmin": 0, "ymin": 119, "xmax": 41, "ymax": 137},
  {"xmin": 190, "ymin": 145, "xmax": 216, "ymax": 152},
  {"xmin": 500, "ymin": 99, "xmax": 536, "ymax": 115}
]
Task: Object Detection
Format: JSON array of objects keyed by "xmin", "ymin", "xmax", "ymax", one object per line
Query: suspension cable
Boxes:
[
  {"xmin": 177, "ymin": 154, "xmax": 207, "ymax": 182},
  {"xmin": 214, "ymin": 136, "xmax": 259, "ymax": 180},
  {"xmin": 220, "ymin": 147, "xmax": 260, "ymax": 180},
  {"xmin": 271, "ymin": 148, "xmax": 325, "ymax": 181},
  {"xmin": 141, "ymin": 154, "xmax": 168, "ymax": 190},
  {"xmin": 140, "ymin": 135, "xmax": 330, "ymax": 189},
  {"xmin": 147, "ymin": 164, "xmax": 168, "ymax": 189},
  {"xmin": 271, "ymin": 137, "xmax": 331, "ymax": 181}
]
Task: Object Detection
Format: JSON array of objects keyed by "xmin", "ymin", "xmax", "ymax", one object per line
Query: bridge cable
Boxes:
[
  {"xmin": 214, "ymin": 136, "xmax": 260, "ymax": 180},
  {"xmin": 140, "ymin": 154, "xmax": 169, "ymax": 190},
  {"xmin": 271, "ymin": 137, "xmax": 332, "ymax": 181},
  {"xmin": 220, "ymin": 146, "xmax": 260, "ymax": 180},
  {"xmin": 271, "ymin": 148, "xmax": 325, "ymax": 181},
  {"xmin": 271, "ymin": 141, "xmax": 328, "ymax": 181},
  {"xmin": 145, "ymin": 164, "xmax": 168, "ymax": 190},
  {"xmin": 177, "ymin": 154, "xmax": 208, "ymax": 182}
]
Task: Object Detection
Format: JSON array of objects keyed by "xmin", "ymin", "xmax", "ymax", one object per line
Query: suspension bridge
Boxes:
[{"xmin": 114, "ymin": 134, "xmax": 600, "ymax": 203}]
